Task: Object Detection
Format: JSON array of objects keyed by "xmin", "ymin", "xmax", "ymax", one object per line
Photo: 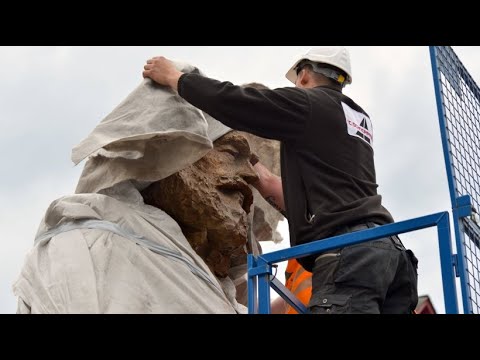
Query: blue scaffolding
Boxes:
[
  {"xmin": 248, "ymin": 46, "xmax": 479, "ymax": 314},
  {"xmin": 430, "ymin": 46, "xmax": 480, "ymax": 314}
]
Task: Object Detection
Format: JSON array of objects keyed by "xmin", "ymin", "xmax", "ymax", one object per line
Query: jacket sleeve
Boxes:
[{"xmin": 178, "ymin": 73, "xmax": 310, "ymax": 142}]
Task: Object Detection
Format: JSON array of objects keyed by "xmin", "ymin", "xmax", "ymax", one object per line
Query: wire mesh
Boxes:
[{"xmin": 432, "ymin": 46, "xmax": 480, "ymax": 313}]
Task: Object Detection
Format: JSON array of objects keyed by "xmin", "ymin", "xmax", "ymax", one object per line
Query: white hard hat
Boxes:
[{"xmin": 285, "ymin": 46, "xmax": 352, "ymax": 85}]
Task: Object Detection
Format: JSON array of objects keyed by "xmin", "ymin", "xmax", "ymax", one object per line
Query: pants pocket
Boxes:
[
  {"xmin": 405, "ymin": 249, "xmax": 418, "ymax": 275},
  {"xmin": 308, "ymin": 294, "xmax": 352, "ymax": 314}
]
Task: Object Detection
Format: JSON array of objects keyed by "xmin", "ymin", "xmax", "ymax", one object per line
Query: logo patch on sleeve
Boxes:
[{"xmin": 341, "ymin": 102, "xmax": 373, "ymax": 147}]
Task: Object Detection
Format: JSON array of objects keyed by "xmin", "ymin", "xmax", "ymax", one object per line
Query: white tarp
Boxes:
[{"xmin": 13, "ymin": 62, "xmax": 244, "ymax": 313}]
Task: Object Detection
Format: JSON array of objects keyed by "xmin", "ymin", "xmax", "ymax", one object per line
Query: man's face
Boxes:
[{"xmin": 142, "ymin": 131, "xmax": 258, "ymax": 277}]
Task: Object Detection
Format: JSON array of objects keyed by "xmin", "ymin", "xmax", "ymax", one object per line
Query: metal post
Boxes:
[
  {"xmin": 247, "ymin": 254, "xmax": 257, "ymax": 314},
  {"xmin": 452, "ymin": 208, "xmax": 472, "ymax": 313},
  {"xmin": 256, "ymin": 256, "xmax": 272, "ymax": 314},
  {"xmin": 436, "ymin": 212, "xmax": 459, "ymax": 313}
]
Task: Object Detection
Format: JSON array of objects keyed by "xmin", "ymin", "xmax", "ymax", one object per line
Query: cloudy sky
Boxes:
[{"xmin": 1, "ymin": 46, "xmax": 479, "ymax": 314}]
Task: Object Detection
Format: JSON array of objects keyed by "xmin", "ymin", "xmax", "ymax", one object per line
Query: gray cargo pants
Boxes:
[{"xmin": 308, "ymin": 222, "xmax": 418, "ymax": 314}]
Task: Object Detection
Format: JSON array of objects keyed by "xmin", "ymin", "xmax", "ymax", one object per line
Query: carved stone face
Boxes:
[{"xmin": 141, "ymin": 131, "xmax": 258, "ymax": 277}]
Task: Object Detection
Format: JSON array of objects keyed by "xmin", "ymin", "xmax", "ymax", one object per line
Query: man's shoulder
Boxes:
[{"xmin": 271, "ymin": 86, "xmax": 310, "ymax": 106}]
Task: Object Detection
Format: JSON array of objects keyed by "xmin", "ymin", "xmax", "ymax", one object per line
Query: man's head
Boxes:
[
  {"xmin": 285, "ymin": 46, "xmax": 352, "ymax": 91},
  {"xmin": 141, "ymin": 131, "xmax": 258, "ymax": 278}
]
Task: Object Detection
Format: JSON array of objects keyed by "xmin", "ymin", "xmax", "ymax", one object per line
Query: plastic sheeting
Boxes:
[{"xmin": 13, "ymin": 62, "xmax": 244, "ymax": 313}]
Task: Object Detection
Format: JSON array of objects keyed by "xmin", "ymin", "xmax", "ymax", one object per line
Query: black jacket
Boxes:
[{"xmin": 178, "ymin": 73, "xmax": 394, "ymax": 271}]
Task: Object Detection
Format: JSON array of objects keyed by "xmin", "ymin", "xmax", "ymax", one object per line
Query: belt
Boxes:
[
  {"xmin": 332, "ymin": 221, "xmax": 405, "ymax": 250},
  {"xmin": 332, "ymin": 221, "xmax": 378, "ymax": 236}
]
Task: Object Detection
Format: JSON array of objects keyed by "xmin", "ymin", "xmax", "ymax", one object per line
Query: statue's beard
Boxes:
[{"xmin": 142, "ymin": 167, "xmax": 252, "ymax": 278}]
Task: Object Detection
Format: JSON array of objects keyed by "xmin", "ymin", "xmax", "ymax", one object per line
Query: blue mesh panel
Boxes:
[{"xmin": 431, "ymin": 46, "xmax": 480, "ymax": 313}]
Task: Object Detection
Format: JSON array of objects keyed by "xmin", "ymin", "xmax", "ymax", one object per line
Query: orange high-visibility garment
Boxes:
[{"xmin": 284, "ymin": 259, "xmax": 312, "ymax": 314}]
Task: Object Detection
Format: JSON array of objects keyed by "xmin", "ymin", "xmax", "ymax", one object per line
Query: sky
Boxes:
[{"xmin": 1, "ymin": 46, "xmax": 479, "ymax": 314}]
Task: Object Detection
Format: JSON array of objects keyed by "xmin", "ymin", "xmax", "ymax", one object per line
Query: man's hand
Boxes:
[
  {"xmin": 251, "ymin": 161, "xmax": 286, "ymax": 217},
  {"xmin": 143, "ymin": 56, "xmax": 184, "ymax": 91}
]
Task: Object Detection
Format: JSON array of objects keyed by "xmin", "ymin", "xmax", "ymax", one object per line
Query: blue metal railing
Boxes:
[
  {"xmin": 248, "ymin": 211, "xmax": 459, "ymax": 314},
  {"xmin": 430, "ymin": 46, "xmax": 480, "ymax": 313}
]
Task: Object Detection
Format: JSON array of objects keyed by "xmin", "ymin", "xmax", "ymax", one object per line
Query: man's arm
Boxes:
[
  {"xmin": 143, "ymin": 56, "xmax": 310, "ymax": 142},
  {"xmin": 252, "ymin": 161, "xmax": 286, "ymax": 217}
]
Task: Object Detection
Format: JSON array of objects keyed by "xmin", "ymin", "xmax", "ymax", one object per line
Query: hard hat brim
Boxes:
[
  {"xmin": 285, "ymin": 59, "xmax": 304, "ymax": 84},
  {"xmin": 285, "ymin": 54, "xmax": 352, "ymax": 85}
]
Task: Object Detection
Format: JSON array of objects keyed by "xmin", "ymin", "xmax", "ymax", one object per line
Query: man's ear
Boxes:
[{"xmin": 299, "ymin": 69, "xmax": 311, "ymax": 87}]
